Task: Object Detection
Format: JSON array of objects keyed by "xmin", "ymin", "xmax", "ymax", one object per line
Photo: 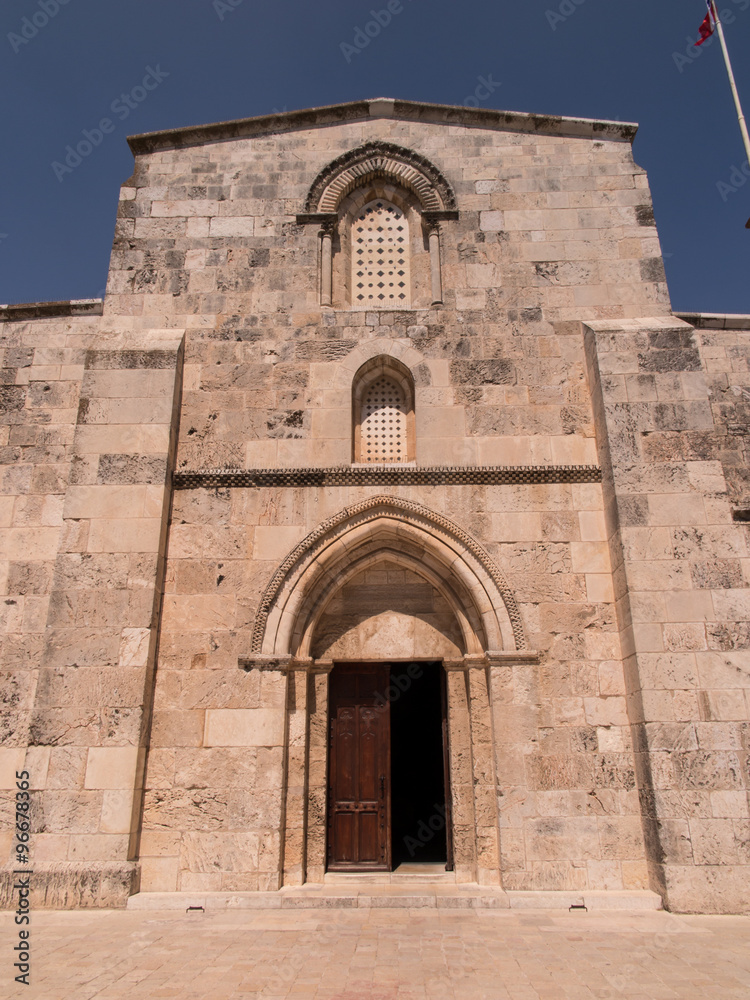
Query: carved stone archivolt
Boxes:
[
  {"xmin": 251, "ymin": 495, "xmax": 527, "ymax": 656},
  {"xmin": 302, "ymin": 141, "xmax": 458, "ymax": 215}
]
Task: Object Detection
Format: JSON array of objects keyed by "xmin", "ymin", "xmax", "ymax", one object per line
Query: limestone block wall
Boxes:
[
  {"xmin": 0, "ymin": 305, "xmax": 102, "ymax": 880},
  {"xmin": 140, "ymin": 479, "xmax": 648, "ymax": 894},
  {"xmin": 174, "ymin": 322, "xmax": 605, "ymax": 474},
  {"xmin": 97, "ymin": 112, "xmax": 672, "ymax": 480},
  {"xmin": 1, "ymin": 309, "xmax": 184, "ymax": 907},
  {"xmin": 106, "ymin": 112, "xmax": 670, "ymax": 340},
  {"xmin": 695, "ymin": 323, "xmax": 749, "ymax": 508},
  {"xmin": 585, "ymin": 316, "xmax": 750, "ymax": 914},
  {"xmin": 491, "ymin": 480, "xmax": 648, "ymax": 893},
  {"xmin": 126, "ymin": 110, "xmax": 669, "ymax": 896},
  {"xmin": 10, "ymin": 105, "xmax": 746, "ymax": 908}
]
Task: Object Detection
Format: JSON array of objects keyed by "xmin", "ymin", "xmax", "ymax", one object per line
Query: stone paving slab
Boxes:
[{"xmin": 1, "ymin": 908, "xmax": 749, "ymax": 1000}]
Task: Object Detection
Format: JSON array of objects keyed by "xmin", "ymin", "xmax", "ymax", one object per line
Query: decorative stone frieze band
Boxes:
[{"xmin": 174, "ymin": 465, "xmax": 602, "ymax": 490}]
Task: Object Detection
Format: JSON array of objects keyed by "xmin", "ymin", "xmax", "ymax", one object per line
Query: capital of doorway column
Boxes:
[
  {"xmin": 485, "ymin": 649, "xmax": 540, "ymax": 666},
  {"xmin": 238, "ymin": 655, "xmax": 334, "ymax": 673},
  {"xmin": 443, "ymin": 655, "xmax": 488, "ymax": 672},
  {"xmin": 238, "ymin": 654, "xmax": 293, "ymax": 672}
]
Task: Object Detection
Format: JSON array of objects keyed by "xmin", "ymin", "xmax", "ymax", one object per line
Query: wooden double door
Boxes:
[{"xmin": 326, "ymin": 662, "xmax": 452, "ymax": 872}]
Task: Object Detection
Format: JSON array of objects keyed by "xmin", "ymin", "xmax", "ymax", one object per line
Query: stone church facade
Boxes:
[{"xmin": 1, "ymin": 98, "xmax": 749, "ymax": 913}]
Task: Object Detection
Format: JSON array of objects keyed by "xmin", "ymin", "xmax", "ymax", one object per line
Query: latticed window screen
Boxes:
[
  {"xmin": 352, "ymin": 201, "xmax": 410, "ymax": 307},
  {"xmin": 361, "ymin": 376, "xmax": 408, "ymax": 463}
]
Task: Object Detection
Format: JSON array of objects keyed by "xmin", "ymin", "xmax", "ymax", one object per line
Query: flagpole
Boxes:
[{"xmin": 709, "ymin": 1, "xmax": 750, "ymax": 225}]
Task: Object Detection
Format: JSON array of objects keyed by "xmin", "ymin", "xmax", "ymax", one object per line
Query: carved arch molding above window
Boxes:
[{"xmin": 296, "ymin": 142, "xmax": 458, "ymax": 309}]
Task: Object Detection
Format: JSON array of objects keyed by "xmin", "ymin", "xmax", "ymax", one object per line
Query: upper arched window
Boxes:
[
  {"xmin": 352, "ymin": 356, "xmax": 415, "ymax": 464},
  {"xmin": 298, "ymin": 142, "xmax": 458, "ymax": 310},
  {"xmin": 352, "ymin": 200, "xmax": 410, "ymax": 308}
]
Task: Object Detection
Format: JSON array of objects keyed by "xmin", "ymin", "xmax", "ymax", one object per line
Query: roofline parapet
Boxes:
[
  {"xmin": 674, "ymin": 311, "xmax": 750, "ymax": 330},
  {"xmin": 127, "ymin": 97, "xmax": 639, "ymax": 156}
]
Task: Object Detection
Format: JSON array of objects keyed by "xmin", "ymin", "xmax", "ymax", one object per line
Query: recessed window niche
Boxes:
[{"xmin": 352, "ymin": 356, "xmax": 416, "ymax": 464}]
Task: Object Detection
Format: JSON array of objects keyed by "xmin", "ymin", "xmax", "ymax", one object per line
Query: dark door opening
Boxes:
[
  {"xmin": 390, "ymin": 662, "xmax": 449, "ymax": 868},
  {"xmin": 327, "ymin": 661, "xmax": 452, "ymax": 872}
]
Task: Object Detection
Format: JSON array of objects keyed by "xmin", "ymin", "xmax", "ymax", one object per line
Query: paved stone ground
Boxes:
[{"xmin": 1, "ymin": 908, "xmax": 749, "ymax": 999}]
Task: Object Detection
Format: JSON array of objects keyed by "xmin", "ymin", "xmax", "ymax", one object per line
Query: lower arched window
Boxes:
[{"xmin": 352, "ymin": 357, "xmax": 416, "ymax": 464}]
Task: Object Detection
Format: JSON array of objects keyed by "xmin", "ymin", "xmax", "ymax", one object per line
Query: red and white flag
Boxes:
[{"xmin": 695, "ymin": 0, "xmax": 716, "ymax": 46}]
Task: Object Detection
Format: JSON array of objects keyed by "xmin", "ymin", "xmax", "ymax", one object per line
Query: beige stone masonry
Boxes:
[
  {"xmin": 3, "ymin": 102, "xmax": 746, "ymax": 912},
  {"xmin": 13, "ymin": 330, "xmax": 185, "ymax": 906},
  {"xmin": 584, "ymin": 317, "xmax": 750, "ymax": 914}
]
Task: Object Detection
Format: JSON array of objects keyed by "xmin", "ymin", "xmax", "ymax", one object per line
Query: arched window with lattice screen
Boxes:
[
  {"xmin": 352, "ymin": 200, "xmax": 410, "ymax": 308},
  {"xmin": 352, "ymin": 357, "xmax": 415, "ymax": 464}
]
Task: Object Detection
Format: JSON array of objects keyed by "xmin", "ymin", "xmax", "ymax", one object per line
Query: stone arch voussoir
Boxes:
[
  {"xmin": 252, "ymin": 496, "xmax": 526, "ymax": 656},
  {"xmin": 304, "ymin": 141, "xmax": 457, "ymax": 215}
]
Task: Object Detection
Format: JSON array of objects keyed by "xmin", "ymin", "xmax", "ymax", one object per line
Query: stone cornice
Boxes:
[
  {"xmin": 174, "ymin": 465, "xmax": 602, "ymax": 490},
  {"xmin": 127, "ymin": 98, "xmax": 638, "ymax": 155},
  {"xmin": 240, "ymin": 654, "xmax": 540, "ymax": 672},
  {"xmin": 674, "ymin": 312, "xmax": 750, "ymax": 331},
  {"xmin": 239, "ymin": 656, "xmax": 331, "ymax": 673},
  {"xmin": 0, "ymin": 299, "xmax": 103, "ymax": 322},
  {"xmin": 444, "ymin": 651, "xmax": 541, "ymax": 670}
]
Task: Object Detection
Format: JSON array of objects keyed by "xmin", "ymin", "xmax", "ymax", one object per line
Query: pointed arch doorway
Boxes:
[
  {"xmin": 326, "ymin": 659, "xmax": 453, "ymax": 873},
  {"xmin": 246, "ymin": 496, "xmax": 534, "ymax": 888}
]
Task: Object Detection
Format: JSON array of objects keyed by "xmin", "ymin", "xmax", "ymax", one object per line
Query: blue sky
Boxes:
[{"xmin": 2, "ymin": 0, "xmax": 749, "ymax": 312}]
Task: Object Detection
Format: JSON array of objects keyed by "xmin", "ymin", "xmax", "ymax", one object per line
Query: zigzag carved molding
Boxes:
[{"xmin": 174, "ymin": 465, "xmax": 602, "ymax": 489}]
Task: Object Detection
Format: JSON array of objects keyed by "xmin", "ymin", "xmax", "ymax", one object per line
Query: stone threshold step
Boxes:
[
  {"xmin": 126, "ymin": 889, "xmax": 662, "ymax": 912},
  {"xmin": 324, "ymin": 873, "xmax": 457, "ymax": 885}
]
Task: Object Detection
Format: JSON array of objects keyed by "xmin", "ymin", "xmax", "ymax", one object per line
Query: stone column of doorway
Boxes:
[
  {"xmin": 485, "ymin": 650, "xmax": 541, "ymax": 889},
  {"xmin": 304, "ymin": 661, "xmax": 333, "ymax": 883},
  {"xmin": 281, "ymin": 658, "xmax": 311, "ymax": 886},
  {"xmin": 466, "ymin": 658, "xmax": 502, "ymax": 886},
  {"xmin": 444, "ymin": 661, "xmax": 478, "ymax": 883}
]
